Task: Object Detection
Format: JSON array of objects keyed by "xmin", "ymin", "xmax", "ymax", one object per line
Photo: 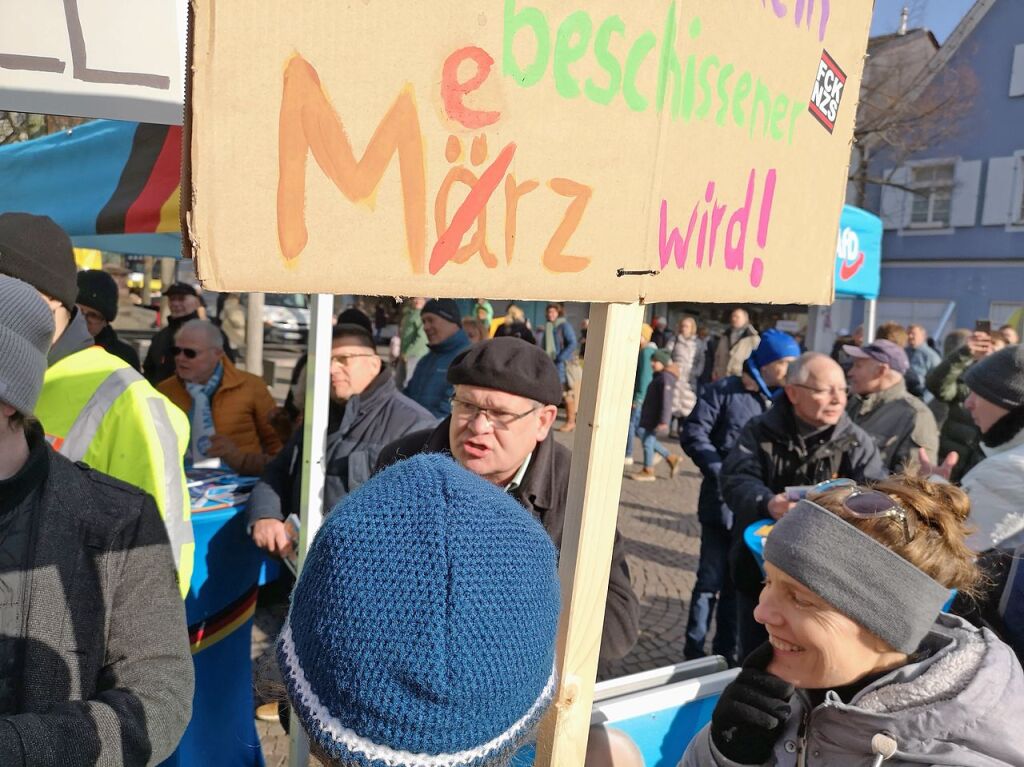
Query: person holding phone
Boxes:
[
  {"xmin": 924, "ymin": 323, "xmax": 997, "ymax": 481},
  {"xmin": 680, "ymin": 476, "xmax": 1024, "ymax": 767}
]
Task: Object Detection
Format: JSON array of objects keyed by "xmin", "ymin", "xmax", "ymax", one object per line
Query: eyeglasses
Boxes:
[
  {"xmin": 809, "ymin": 479, "xmax": 916, "ymax": 545},
  {"xmin": 793, "ymin": 383, "xmax": 849, "ymax": 399},
  {"xmin": 329, "ymin": 353, "xmax": 377, "ymax": 367},
  {"xmin": 171, "ymin": 346, "xmax": 200, "ymax": 359},
  {"xmin": 450, "ymin": 398, "xmax": 540, "ymax": 430}
]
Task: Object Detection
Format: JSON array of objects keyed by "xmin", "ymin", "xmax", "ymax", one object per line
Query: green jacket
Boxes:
[
  {"xmin": 925, "ymin": 345, "xmax": 984, "ymax": 482},
  {"xmin": 632, "ymin": 345, "xmax": 657, "ymax": 407},
  {"xmin": 400, "ymin": 307, "xmax": 428, "ymax": 359}
]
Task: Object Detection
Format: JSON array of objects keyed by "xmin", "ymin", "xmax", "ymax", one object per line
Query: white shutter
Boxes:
[
  {"xmin": 982, "ymin": 156, "xmax": 1017, "ymax": 225},
  {"xmin": 1010, "ymin": 44, "xmax": 1024, "ymax": 98},
  {"xmin": 951, "ymin": 160, "xmax": 981, "ymax": 227},
  {"xmin": 879, "ymin": 167, "xmax": 909, "ymax": 230}
]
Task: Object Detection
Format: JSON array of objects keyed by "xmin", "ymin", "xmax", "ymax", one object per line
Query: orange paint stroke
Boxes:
[
  {"xmin": 430, "ymin": 142, "xmax": 516, "ymax": 274},
  {"xmin": 278, "ymin": 55, "xmax": 427, "ymax": 272},
  {"xmin": 543, "ymin": 178, "xmax": 592, "ymax": 273},
  {"xmin": 504, "ymin": 174, "xmax": 539, "ymax": 265},
  {"xmin": 435, "ymin": 166, "xmax": 497, "ymax": 267}
]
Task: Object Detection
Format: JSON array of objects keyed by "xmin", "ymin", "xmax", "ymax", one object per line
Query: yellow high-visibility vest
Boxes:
[{"xmin": 36, "ymin": 346, "xmax": 195, "ymax": 598}]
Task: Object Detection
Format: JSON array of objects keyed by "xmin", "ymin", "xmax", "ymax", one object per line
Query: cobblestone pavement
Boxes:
[{"xmin": 252, "ymin": 424, "xmax": 703, "ymax": 765}]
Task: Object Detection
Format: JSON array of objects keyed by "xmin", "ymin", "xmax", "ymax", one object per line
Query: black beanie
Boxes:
[
  {"xmin": 422, "ymin": 298, "xmax": 461, "ymax": 327},
  {"xmin": 76, "ymin": 269, "xmax": 119, "ymax": 322},
  {"xmin": 336, "ymin": 308, "xmax": 374, "ymax": 336},
  {"xmin": 0, "ymin": 212, "xmax": 78, "ymax": 310},
  {"xmin": 448, "ymin": 337, "xmax": 562, "ymax": 405},
  {"xmin": 964, "ymin": 344, "xmax": 1024, "ymax": 410}
]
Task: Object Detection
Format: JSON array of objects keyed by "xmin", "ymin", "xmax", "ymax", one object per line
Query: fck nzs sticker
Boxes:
[{"xmin": 808, "ymin": 50, "xmax": 846, "ymax": 133}]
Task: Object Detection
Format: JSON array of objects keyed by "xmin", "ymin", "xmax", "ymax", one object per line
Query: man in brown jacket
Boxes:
[{"xmin": 158, "ymin": 319, "xmax": 282, "ymax": 475}]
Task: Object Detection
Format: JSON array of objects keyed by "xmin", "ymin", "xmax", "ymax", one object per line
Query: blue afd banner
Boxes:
[{"xmin": 834, "ymin": 205, "xmax": 881, "ymax": 300}]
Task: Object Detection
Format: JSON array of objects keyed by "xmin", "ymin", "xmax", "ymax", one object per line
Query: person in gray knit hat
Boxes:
[
  {"xmin": 0, "ymin": 273, "xmax": 194, "ymax": 765},
  {"xmin": 680, "ymin": 476, "xmax": 1024, "ymax": 767},
  {"xmin": 0, "ymin": 275, "xmax": 54, "ymax": 418},
  {"xmin": 918, "ymin": 344, "xmax": 1024, "ymax": 551},
  {"xmin": 955, "ymin": 345, "xmax": 1024, "ymax": 552}
]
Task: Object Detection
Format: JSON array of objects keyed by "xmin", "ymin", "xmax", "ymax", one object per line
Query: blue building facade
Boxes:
[{"xmin": 857, "ymin": 0, "xmax": 1024, "ymax": 338}]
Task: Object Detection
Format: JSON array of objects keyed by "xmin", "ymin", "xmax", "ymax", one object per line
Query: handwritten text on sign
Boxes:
[{"xmin": 190, "ymin": 0, "xmax": 871, "ymax": 302}]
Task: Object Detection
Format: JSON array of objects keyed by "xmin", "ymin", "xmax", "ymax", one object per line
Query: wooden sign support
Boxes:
[
  {"xmin": 288, "ymin": 292, "xmax": 334, "ymax": 767},
  {"xmin": 536, "ymin": 300, "xmax": 644, "ymax": 767}
]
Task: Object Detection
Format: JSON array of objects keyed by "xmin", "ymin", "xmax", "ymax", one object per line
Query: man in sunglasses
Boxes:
[
  {"xmin": 377, "ymin": 337, "xmax": 640, "ymax": 662},
  {"xmin": 0, "ymin": 213, "xmax": 194, "ymax": 598},
  {"xmin": 158, "ymin": 319, "xmax": 283, "ymax": 475},
  {"xmin": 845, "ymin": 338, "xmax": 939, "ymax": 474},
  {"xmin": 248, "ymin": 321, "xmax": 434, "ymax": 558},
  {"xmin": 142, "ymin": 281, "xmax": 234, "ymax": 385},
  {"xmin": 721, "ymin": 352, "xmax": 885, "ymax": 658}
]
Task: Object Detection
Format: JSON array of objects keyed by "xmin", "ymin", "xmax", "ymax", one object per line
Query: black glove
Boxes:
[{"xmin": 710, "ymin": 642, "xmax": 795, "ymax": 765}]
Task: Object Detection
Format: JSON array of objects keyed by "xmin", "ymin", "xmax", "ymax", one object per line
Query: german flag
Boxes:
[
  {"xmin": 96, "ymin": 124, "xmax": 181, "ymax": 235},
  {"xmin": 188, "ymin": 585, "xmax": 258, "ymax": 655}
]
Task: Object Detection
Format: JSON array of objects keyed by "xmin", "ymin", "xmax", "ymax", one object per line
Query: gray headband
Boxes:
[{"xmin": 763, "ymin": 500, "xmax": 949, "ymax": 653}]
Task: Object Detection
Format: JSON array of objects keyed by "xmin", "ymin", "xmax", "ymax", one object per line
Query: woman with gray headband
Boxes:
[{"xmin": 681, "ymin": 476, "xmax": 1024, "ymax": 767}]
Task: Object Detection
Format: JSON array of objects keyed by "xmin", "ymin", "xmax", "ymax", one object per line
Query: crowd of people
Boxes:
[{"xmin": 0, "ymin": 211, "xmax": 1022, "ymax": 764}]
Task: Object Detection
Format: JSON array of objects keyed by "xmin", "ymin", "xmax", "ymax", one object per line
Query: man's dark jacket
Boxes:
[
  {"xmin": 638, "ymin": 366, "xmax": 679, "ymax": 431},
  {"xmin": 94, "ymin": 325, "xmax": 140, "ymax": 371},
  {"xmin": 142, "ymin": 310, "xmax": 234, "ymax": 385},
  {"xmin": 0, "ymin": 429, "xmax": 193, "ymax": 766},
  {"xmin": 681, "ymin": 376, "xmax": 771, "ymax": 528},
  {"xmin": 376, "ymin": 419, "xmax": 640, "ymax": 661},
  {"xmin": 248, "ymin": 370, "xmax": 436, "ymax": 523},
  {"xmin": 721, "ymin": 396, "xmax": 886, "ymax": 594}
]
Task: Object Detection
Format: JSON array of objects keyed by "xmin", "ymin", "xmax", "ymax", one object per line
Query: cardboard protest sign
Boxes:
[
  {"xmin": 187, "ymin": 0, "xmax": 872, "ymax": 304},
  {"xmin": 0, "ymin": 0, "xmax": 185, "ymax": 125}
]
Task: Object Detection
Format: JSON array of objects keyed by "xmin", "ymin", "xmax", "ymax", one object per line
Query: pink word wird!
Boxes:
[{"xmin": 659, "ymin": 167, "xmax": 777, "ymax": 288}]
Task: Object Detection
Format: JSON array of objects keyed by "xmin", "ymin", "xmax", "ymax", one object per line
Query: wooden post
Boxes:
[
  {"xmin": 536, "ymin": 300, "xmax": 644, "ymax": 767},
  {"xmin": 141, "ymin": 256, "xmax": 154, "ymax": 315},
  {"xmin": 245, "ymin": 292, "xmax": 265, "ymax": 376},
  {"xmin": 288, "ymin": 292, "xmax": 334, "ymax": 767}
]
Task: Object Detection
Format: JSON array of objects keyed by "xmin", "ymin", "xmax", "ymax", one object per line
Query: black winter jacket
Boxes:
[
  {"xmin": 376, "ymin": 420, "xmax": 640, "ymax": 661},
  {"xmin": 247, "ymin": 370, "xmax": 435, "ymax": 524},
  {"xmin": 680, "ymin": 376, "xmax": 771, "ymax": 528},
  {"xmin": 721, "ymin": 397, "xmax": 886, "ymax": 594}
]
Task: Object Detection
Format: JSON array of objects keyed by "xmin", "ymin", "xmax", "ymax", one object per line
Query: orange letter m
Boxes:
[{"xmin": 278, "ymin": 55, "xmax": 426, "ymax": 272}]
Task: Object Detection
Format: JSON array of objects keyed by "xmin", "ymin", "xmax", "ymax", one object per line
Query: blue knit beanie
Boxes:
[
  {"xmin": 278, "ymin": 454, "xmax": 561, "ymax": 767},
  {"xmin": 750, "ymin": 329, "xmax": 801, "ymax": 369},
  {"xmin": 746, "ymin": 330, "xmax": 801, "ymax": 398}
]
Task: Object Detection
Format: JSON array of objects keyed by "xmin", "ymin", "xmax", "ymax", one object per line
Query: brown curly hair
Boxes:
[{"xmin": 811, "ymin": 475, "xmax": 983, "ymax": 599}]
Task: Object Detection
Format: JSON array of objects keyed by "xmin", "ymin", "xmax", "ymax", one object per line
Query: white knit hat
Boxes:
[{"xmin": 0, "ymin": 275, "xmax": 54, "ymax": 415}]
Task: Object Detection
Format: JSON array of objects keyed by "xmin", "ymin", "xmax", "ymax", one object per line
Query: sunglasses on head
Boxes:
[
  {"xmin": 171, "ymin": 346, "xmax": 199, "ymax": 359},
  {"xmin": 808, "ymin": 478, "xmax": 916, "ymax": 545}
]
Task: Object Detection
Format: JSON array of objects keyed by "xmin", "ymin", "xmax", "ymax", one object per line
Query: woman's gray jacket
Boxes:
[{"xmin": 680, "ymin": 614, "xmax": 1024, "ymax": 766}]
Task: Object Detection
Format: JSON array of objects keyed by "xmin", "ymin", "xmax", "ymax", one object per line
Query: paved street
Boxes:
[{"xmin": 252, "ymin": 421, "xmax": 704, "ymax": 765}]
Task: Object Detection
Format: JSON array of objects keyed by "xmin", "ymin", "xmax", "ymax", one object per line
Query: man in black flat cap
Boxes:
[
  {"xmin": 143, "ymin": 282, "xmax": 233, "ymax": 385},
  {"xmin": 377, "ymin": 336, "xmax": 640, "ymax": 662}
]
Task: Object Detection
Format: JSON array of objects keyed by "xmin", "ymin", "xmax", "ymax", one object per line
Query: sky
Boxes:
[{"xmin": 870, "ymin": 0, "xmax": 977, "ymax": 43}]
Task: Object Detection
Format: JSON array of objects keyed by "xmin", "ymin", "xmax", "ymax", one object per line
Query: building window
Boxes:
[{"xmin": 908, "ymin": 163, "xmax": 954, "ymax": 228}]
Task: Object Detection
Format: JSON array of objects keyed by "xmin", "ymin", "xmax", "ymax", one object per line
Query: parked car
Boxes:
[{"xmin": 259, "ymin": 293, "xmax": 309, "ymax": 344}]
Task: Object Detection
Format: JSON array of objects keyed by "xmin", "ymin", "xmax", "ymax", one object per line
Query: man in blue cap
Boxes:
[{"xmin": 680, "ymin": 329, "xmax": 801, "ymax": 665}]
